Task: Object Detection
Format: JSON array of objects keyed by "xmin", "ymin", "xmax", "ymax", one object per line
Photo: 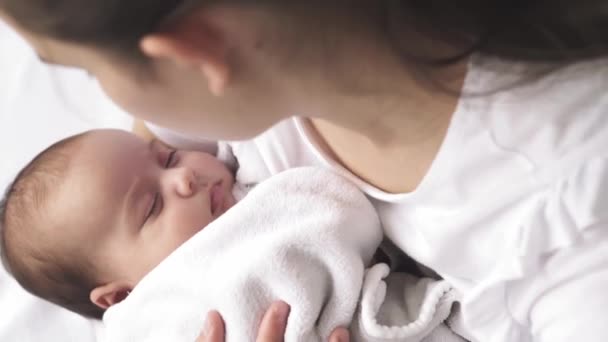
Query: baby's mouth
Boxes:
[{"xmin": 210, "ymin": 181, "xmax": 224, "ymax": 216}]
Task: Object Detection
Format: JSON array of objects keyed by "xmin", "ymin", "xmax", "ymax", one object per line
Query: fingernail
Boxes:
[
  {"xmin": 274, "ymin": 302, "xmax": 291, "ymax": 323},
  {"xmin": 203, "ymin": 315, "xmax": 214, "ymax": 337},
  {"xmin": 336, "ymin": 329, "xmax": 350, "ymax": 342}
]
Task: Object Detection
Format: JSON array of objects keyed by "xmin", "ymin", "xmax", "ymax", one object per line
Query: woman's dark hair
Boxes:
[
  {"xmin": 0, "ymin": 0, "xmax": 607, "ymax": 64},
  {"xmin": 0, "ymin": 0, "xmax": 187, "ymax": 59},
  {"xmin": 393, "ymin": 0, "xmax": 608, "ymax": 65}
]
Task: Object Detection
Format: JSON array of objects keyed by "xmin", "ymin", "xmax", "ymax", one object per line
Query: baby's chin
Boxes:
[
  {"xmin": 217, "ymin": 182, "xmax": 237, "ymax": 217},
  {"xmin": 224, "ymin": 192, "xmax": 237, "ymax": 212}
]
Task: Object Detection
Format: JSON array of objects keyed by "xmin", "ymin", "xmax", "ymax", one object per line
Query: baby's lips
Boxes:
[{"xmin": 210, "ymin": 181, "xmax": 224, "ymax": 216}]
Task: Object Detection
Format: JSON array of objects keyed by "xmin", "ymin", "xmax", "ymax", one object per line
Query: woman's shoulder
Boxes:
[
  {"xmin": 229, "ymin": 118, "xmax": 327, "ymax": 184},
  {"xmin": 463, "ymin": 57, "xmax": 608, "ymax": 169}
]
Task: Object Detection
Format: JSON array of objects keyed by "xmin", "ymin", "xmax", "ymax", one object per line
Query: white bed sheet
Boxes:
[{"xmin": 0, "ymin": 20, "xmax": 133, "ymax": 342}]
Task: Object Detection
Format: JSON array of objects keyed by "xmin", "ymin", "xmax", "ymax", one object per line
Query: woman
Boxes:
[{"xmin": 1, "ymin": 1, "xmax": 607, "ymax": 341}]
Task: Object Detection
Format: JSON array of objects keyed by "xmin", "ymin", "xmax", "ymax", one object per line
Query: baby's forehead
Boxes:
[
  {"xmin": 74, "ymin": 130, "xmax": 151, "ymax": 168},
  {"xmin": 81, "ymin": 129, "xmax": 146, "ymax": 153},
  {"xmin": 73, "ymin": 131, "xmax": 148, "ymax": 182},
  {"xmin": 52, "ymin": 131, "xmax": 147, "ymax": 225}
]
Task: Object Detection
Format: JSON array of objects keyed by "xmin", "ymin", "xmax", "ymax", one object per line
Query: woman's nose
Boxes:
[{"xmin": 167, "ymin": 167, "xmax": 197, "ymax": 197}]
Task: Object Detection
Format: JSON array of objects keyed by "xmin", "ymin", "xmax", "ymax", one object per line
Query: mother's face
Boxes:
[
  {"xmin": 3, "ymin": 12, "xmax": 291, "ymax": 141},
  {"xmin": 90, "ymin": 51, "xmax": 289, "ymax": 141}
]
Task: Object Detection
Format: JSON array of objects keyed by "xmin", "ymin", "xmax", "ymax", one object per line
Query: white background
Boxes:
[{"xmin": 0, "ymin": 20, "xmax": 132, "ymax": 342}]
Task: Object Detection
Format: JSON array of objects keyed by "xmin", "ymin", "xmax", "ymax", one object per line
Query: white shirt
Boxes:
[{"xmin": 149, "ymin": 56, "xmax": 608, "ymax": 342}]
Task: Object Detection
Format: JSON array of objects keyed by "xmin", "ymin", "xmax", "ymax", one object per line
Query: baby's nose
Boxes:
[{"xmin": 173, "ymin": 168, "xmax": 198, "ymax": 197}]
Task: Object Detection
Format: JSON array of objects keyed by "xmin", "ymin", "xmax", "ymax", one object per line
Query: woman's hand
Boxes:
[
  {"xmin": 196, "ymin": 311, "xmax": 225, "ymax": 342},
  {"xmin": 196, "ymin": 301, "xmax": 350, "ymax": 342}
]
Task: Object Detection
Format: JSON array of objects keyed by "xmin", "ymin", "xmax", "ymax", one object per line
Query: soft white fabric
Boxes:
[
  {"xmin": 0, "ymin": 20, "xmax": 132, "ymax": 342},
  {"xmin": 352, "ymin": 263, "xmax": 464, "ymax": 342},
  {"xmin": 102, "ymin": 168, "xmax": 462, "ymax": 342},
  {"xmin": 103, "ymin": 167, "xmax": 381, "ymax": 342},
  {"xmin": 151, "ymin": 56, "xmax": 608, "ymax": 342}
]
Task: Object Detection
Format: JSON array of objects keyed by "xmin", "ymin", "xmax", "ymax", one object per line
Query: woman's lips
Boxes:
[{"xmin": 210, "ymin": 181, "xmax": 224, "ymax": 216}]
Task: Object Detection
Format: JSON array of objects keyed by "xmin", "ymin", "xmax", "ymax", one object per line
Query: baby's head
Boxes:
[{"xmin": 0, "ymin": 129, "xmax": 236, "ymax": 319}]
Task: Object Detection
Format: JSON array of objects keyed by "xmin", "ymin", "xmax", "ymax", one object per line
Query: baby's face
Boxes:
[{"xmin": 54, "ymin": 130, "xmax": 236, "ymax": 286}]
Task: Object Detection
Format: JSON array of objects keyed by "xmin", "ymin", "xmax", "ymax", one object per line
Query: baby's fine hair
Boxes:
[{"xmin": 0, "ymin": 131, "xmax": 105, "ymax": 319}]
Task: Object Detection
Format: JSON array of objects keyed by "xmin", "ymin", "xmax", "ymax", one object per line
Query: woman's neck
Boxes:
[
  {"xmin": 308, "ymin": 104, "xmax": 456, "ymax": 193},
  {"xmin": 283, "ymin": 5, "xmax": 467, "ymax": 148},
  {"xmin": 309, "ymin": 54, "xmax": 467, "ymax": 150},
  {"xmin": 290, "ymin": 18, "xmax": 468, "ymax": 192}
]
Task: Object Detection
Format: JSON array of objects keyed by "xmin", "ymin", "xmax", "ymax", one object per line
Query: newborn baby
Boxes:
[
  {"xmin": 0, "ymin": 129, "xmax": 464, "ymax": 342},
  {"xmin": 1, "ymin": 129, "xmax": 238, "ymax": 318}
]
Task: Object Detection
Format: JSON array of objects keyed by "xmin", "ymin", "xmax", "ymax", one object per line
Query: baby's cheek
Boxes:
[
  {"xmin": 173, "ymin": 209, "xmax": 210, "ymax": 238},
  {"xmin": 225, "ymin": 192, "xmax": 237, "ymax": 211}
]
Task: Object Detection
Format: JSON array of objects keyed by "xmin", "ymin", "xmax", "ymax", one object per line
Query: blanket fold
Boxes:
[
  {"xmin": 102, "ymin": 168, "xmax": 463, "ymax": 342},
  {"xmin": 104, "ymin": 168, "xmax": 382, "ymax": 342}
]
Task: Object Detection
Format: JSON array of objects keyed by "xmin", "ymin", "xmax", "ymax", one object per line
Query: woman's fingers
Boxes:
[
  {"xmin": 196, "ymin": 304, "xmax": 345, "ymax": 342},
  {"xmin": 329, "ymin": 327, "xmax": 350, "ymax": 342},
  {"xmin": 255, "ymin": 301, "xmax": 291, "ymax": 342},
  {"xmin": 196, "ymin": 311, "xmax": 225, "ymax": 342}
]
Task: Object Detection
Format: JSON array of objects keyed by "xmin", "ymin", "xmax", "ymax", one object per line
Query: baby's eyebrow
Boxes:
[
  {"xmin": 122, "ymin": 143, "xmax": 153, "ymax": 228},
  {"xmin": 122, "ymin": 174, "xmax": 142, "ymax": 229},
  {"xmin": 35, "ymin": 53, "xmax": 63, "ymax": 67},
  {"xmin": 148, "ymin": 138, "xmax": 159, "ymax": 151},
  {"xmin": 36, "ymin": 53, "xmax": 50, "ymax": 63},
  {"xmin": 149, "ymin": 138, "xmax": 174, "ymax": 151}
]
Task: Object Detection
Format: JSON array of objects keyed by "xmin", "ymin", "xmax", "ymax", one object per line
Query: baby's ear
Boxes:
[{"xmin": 90, "ymin": 282, "xmax": 132, "ymax": 309}]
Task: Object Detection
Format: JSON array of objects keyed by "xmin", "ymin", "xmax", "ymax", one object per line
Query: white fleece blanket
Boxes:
[{"xmin": 102, "ymin": 168, "xmax": 463, "ymax": 342}]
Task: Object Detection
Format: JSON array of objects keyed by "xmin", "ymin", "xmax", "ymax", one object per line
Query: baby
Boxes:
[
  {"xmin": 0, "ymin": 129, "xmax": 464, "ymax": 342},
  {"xmin": 0, "ymin": 129, "xmax": 238, "ymax": 318}
]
